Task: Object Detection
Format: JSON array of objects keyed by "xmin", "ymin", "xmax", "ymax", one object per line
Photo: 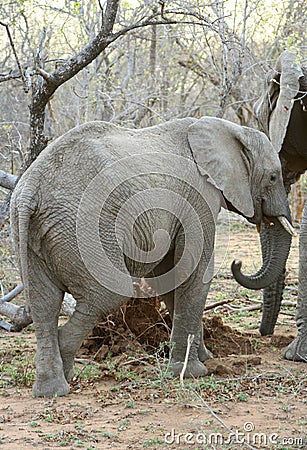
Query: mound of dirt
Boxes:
[
  {"xmin": 81, "ymin": 281, "xmax": 172, "ymax": 359},
  {"xmin": 81, "ymin": 287, "xmax": 260, "ymax": 362},
  {"xmin": 202, "ymin": 315, "xmax": 256, "ymax": 357},
  {"xmin": 206, "ymin": 354, "xmax": 262, "ymax": 376}
]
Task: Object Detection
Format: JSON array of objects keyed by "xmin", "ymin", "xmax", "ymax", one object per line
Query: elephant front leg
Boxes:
[
  {"xmin": 284, "ymin": 295, "xmax": 307, "ymax": 362},
  {"xmin": 162, "ymin": 291, "xmax": 212, "ymax": 365},
  {"xmin": 168, "ymin": 280, "xmax": 211, "ymax": 378},
  {"xmin": 285, "ymin": 202, "xmax": 307, "ymax": 362},
  {"xmin": 197, "ymin": 325, "xmax": 213, "ymax": 362}
]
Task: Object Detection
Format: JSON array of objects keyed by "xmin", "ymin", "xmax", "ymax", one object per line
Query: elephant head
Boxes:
[
  {"xmin": 254, "ymin": 51, "xmax": 307, "ymax": 335},
  {"xmin": 187, "ymin": 116, "xmax": 294, "ymax": 289}
]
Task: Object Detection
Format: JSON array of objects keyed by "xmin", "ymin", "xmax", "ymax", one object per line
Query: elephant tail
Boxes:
[{"xmin": 10, "ymin": 179, "xmax": 38, "ymax": 313}]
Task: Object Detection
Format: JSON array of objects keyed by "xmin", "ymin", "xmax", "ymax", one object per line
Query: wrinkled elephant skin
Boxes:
[{"xmin": 10, "ymin": 116, "xmax": 292, "ymax": 397}]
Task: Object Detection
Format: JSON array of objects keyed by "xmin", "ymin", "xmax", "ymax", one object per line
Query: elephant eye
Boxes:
[{"xmin": 269, "ymin": 173, "xmax": 277, "ymax": 184}]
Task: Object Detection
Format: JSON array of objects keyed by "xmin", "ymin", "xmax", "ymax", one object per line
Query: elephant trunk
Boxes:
[
  {"xmin": 231, "ymin": 217, "xmax": 292, "ymax": 291},
  {"xmin": 259, "ymin": 273, "xmax": 285, "ymax": 336},
  {"xmin": 259, "ymin": 219, "xmax": 287, "ymax": 335}
]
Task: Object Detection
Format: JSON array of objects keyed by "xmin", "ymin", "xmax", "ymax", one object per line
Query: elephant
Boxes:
[
  {"xmin": 253, "ymin": 50, "xmax": 307, "ymax": 362},
  {"xmin": 10, "ymin": 116, "xmax": 294, "ymax": 397}
]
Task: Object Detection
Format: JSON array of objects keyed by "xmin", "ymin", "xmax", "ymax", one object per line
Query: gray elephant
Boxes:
[
  {"xmin": 254, "ymin": 50, "xmax": 307, "ymax": 362},
  {"xmin": 10, "ymin": 116, "xmax": 293, "ymax": 397}
]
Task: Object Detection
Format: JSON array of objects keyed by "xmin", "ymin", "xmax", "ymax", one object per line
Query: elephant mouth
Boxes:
[{"xmin": 256, "ymin": 215, "xmax": 295, "ymax": 236}]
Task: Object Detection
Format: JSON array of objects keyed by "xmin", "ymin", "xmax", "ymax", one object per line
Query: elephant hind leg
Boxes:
[
  {"xmin": 58, "ymin": 286, "xmax": 127, "ymax": 382},
  {"xmin": 27, "ymin": 251, "xmax": 68, "ymax": 397}
]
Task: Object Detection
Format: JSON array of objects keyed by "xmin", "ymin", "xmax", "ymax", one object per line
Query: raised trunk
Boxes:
[{"xmin": 231, "ymin": 218, "xmax": 292, "ymax": 290}]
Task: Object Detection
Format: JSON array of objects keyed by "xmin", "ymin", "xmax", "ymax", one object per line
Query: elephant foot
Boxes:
[
  {"xmin": 60, "ymin": 352, "xmax": 75, "ymax": 382},
  {"xmin": 198, "ymin": 344, "xmax": 213, "ymax": 362},
  {"xmin": 284, "ymin": 330, "xmax": 307, "ymax": 362},
  {"xmin": 169, "ymin": 359, "xmax": 208, "ymax": 378},
  {"xmin": 33, "ymin": 375, "xmax": 70, "ymax": 398}
]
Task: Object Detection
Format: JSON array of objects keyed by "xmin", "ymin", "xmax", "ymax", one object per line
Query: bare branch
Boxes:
[
  {"xmin": 35, "ymin": 27, "xmax": 47, "ymax": 68},
  {"xmin": 111, "ymin": 10, "xmax": 218, "ymax": 43},
  {"xmin": 103, "ymin": 0, "xmax": 120, "ymax": 36},
  {"xmin": 37, "ymin": 68, "xmax": 52, "ymax": 82},
  {"xmin": 159, "ymin": 0, "xmax": 166, "ymax": 19},
  {"xmin": 0, "ymin": 21, "xmax": 27, "ymax": 88},
  {"xmin": 0, "ymin": 68, "xmax": 24, "ymax": 83}
]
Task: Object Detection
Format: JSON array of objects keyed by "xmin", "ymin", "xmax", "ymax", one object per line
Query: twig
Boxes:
[
  {"xmin": 0, "ymin": 21, "xmax": 26, "ymax": 86},
  {"xmin": 120, "ymin": 355, "xmax": 151, "ymax": 366},
  {"xmin": 225, "ymin": 304, "xmax": 261, "ymax": 312},
  {"xmin": 75, "ymin": 358, "xmax": 101, "ymax": 366},
  {"xmin": 204, "ymin": 298, "xmax": 234, "ymax": 311},
  {"xmin": 210, "ymin": 296, "xmax": 298, "ymax": 314},
  {"xmin": 35, "ymin": 27, "xmax": 46, "ymax": 68},
  {"xmin": 192, "ymin": 390, "xmax": 257, "ymax": 450},
  {"xmin": 159, "ymin": 0, "xmax": 166, "ymax": 19},
  {"xmin": 0, "ymin": 68, "xmax": 24, "ymax": 83},
  {"xmin": 73, "ymin": 345, "xmax": 108, "ymax": 382},
  {"xmin": 180, "ymin": 334, "xmax": 194, "ymax": 386},
  {"xmin": 37, "ymin": 68, "xmax": 51, "ymax": 82}
]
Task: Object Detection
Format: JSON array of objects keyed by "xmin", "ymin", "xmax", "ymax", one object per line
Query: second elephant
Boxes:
[{"xmin": 254, "ymin": 50, "xmax": 307, "ymax": 363}]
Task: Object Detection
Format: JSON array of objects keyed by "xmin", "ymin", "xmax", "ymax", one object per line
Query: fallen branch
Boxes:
[
  {"xmin": 0, "ymin": 170, "xmax": 18, "ymax": 190},
  {"xmin": 225, "ymin": 304, "xmax": 261, "ymax": 312},
  {"xmin": 0, "ymin": 319, "xmax": 11, "ymax": 331},
  {"xmin": 209, "ymin": 297, "xmax": 297, "ymax": 314},
  {"xmin": 0, "ymin": 285, "xmax": 75, "ymax": 331},
  {"xmin": 204, "ymin": 298, "xmax": 235, "ymax": 311},
  {"xmin": 0, "ymin": 283, "xmax": 23, "ymax": 303},
  {"xmin": 0, "ymin": 301, "xmax": 32, "ymax": 331},
  {"xmin": 224, "ymin": 300, "xmax": 297, "ymax": 313}
]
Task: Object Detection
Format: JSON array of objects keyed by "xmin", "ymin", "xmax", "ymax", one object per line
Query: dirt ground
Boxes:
[{"xmin": 0, "ymin": 221, "xmax": 306, "ymax": 449}]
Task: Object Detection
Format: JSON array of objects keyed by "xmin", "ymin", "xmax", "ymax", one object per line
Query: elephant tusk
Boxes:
[
  {"xmin": 278, "ymin": 216, "xmax": 296, "ymax": 236},
  {"xmin": 256, "ymin": 222, "xmax": 262, "ymax": 233},
  {"xmin": 263, "ymin": 216, "xmax": 274, "ymax": 227}
]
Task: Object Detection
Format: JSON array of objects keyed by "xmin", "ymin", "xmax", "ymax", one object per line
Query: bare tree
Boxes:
[
  {"xmin": 0, "ymin": 1, "xmax": 217, "ymax": 208},
  {"xmin": 0, "ymin": 0, "xmax": 219, "ymax": 329}
]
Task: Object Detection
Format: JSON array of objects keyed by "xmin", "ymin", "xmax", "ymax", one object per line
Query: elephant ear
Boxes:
[
  {"xmin": 254, "ymin": 50, "xmax": 303, "ymax": 152},
  {"xmin": 188, "ymin": 116, "xmax": 258, "ymax": 218}
]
